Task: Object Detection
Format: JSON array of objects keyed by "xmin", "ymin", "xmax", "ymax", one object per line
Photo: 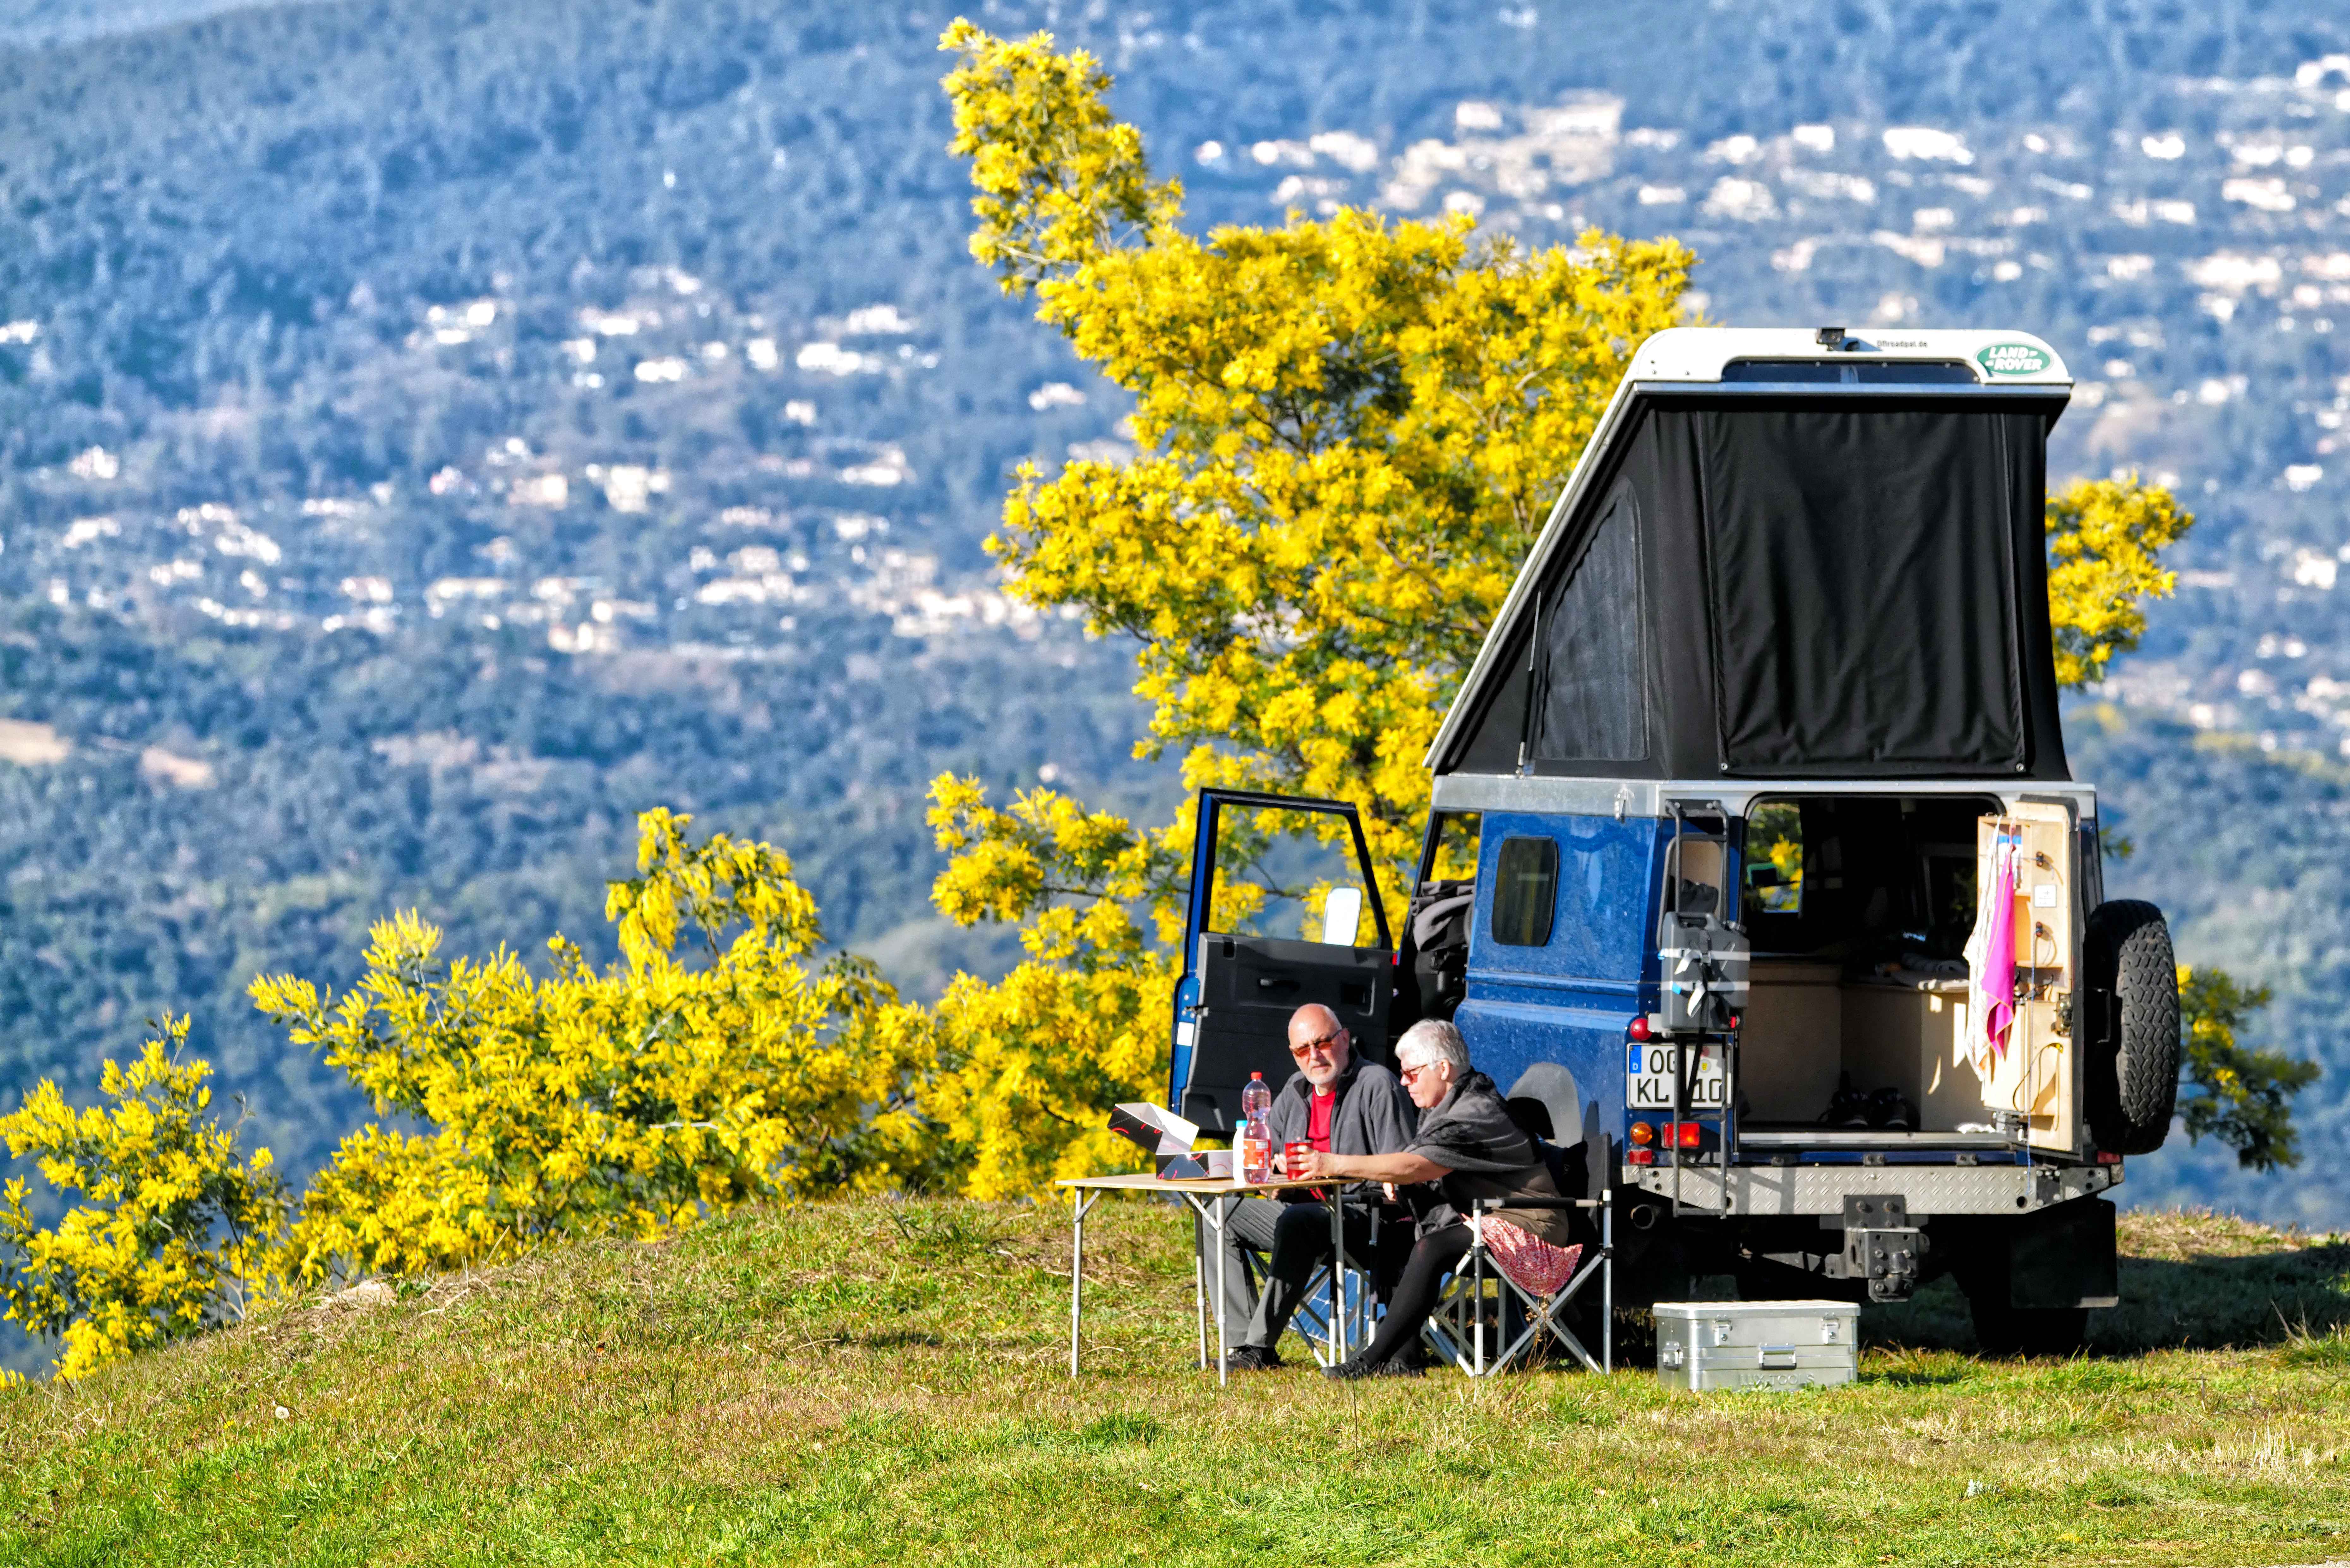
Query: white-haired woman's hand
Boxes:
[{"xmin": 1286, "ymin": 1147, "xmax": 1337, "ymax": 1182}]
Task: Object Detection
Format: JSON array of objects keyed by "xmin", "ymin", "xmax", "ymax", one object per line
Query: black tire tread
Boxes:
[{"xmin": 2083, "ymin": 899, "xmax": 2180, "ymax": 1155}]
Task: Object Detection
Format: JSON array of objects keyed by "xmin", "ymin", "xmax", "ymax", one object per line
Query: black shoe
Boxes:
[
  {"xmin": 1867, "ymin": 1088, "xmax": 1919, "ymax": 1131},
  {"xmin": 1820, "ymin": 1072, "xmax": 1870, "ymax": 1130},
  {"xmin": 1393, "ymin": 1341, "xmax": 1438, "ymax": 1372},
  {"xmin": 1323, "ymin": 1352, "xmax": 1423, "ymax": 1380},
  {"xmin": 1223, "ymin": 1344, "xmax": 1282, "ymax": 1373}
]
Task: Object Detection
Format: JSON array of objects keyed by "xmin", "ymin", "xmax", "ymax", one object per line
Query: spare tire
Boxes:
[{"xmin": 2080, "ymin": 900, "xmax": 2180, "ymax": 1155}]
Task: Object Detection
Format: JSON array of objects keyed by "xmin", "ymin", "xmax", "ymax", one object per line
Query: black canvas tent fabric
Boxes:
[
  {"xmin": 1532, "ymin": 477, "xmax": 1646, "ymax": 761},
  {"xmin": 1442, "ymin": 395, "xmax": 2070, "ymax": 781},
  {"xmin": 1701, "ymin": 408, "xmax": 2025, "ymax": 772}
]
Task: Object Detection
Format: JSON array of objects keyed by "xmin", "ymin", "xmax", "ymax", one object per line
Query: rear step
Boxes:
[{"xmin": 1740, "ymin": 1129, "xmax": 2012, "ymax": 1150}]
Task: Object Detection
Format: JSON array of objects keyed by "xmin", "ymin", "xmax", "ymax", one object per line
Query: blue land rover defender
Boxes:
[{"xmin": 1167, "ymin": 327, "xmax": 2181, "ymax": 1356}]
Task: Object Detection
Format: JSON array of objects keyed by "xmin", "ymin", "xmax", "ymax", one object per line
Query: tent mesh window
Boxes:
[
  {"xmin": 1534, "ymin": 479, "xmax": 1646, "ymax": 762},
  {"xmin": 1698, "ymin": 409, "xmax": 2026, "ymax": 773}
]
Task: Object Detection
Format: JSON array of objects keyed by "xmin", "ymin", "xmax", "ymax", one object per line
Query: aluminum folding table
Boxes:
[{"xmin": 1058, "ymin": 1171, "xmax": 1362, "ymax": 1387}]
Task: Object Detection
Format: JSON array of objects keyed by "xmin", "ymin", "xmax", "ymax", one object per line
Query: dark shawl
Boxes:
[{"xmin": 1404, "ymin": 1071, "xmax": 1572, "ymax": 1246}]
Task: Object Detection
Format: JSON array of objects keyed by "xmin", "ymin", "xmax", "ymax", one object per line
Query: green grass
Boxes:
[{"xmin": 1, "ymin": 1201, "xmax": 2346, "ymax": 1566}]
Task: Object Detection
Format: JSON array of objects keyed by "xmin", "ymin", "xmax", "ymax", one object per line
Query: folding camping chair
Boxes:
[
  {"xmin": 1423, "ymin": 1195, "xmax": 1612, "ymax": 1375},
  {"xmin": 1422, "ymin": 1129, "xmax": 1615, "ymax": 1377}
]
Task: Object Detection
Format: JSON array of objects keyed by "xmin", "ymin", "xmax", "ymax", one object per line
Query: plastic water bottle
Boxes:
[{"xmin": 1240, "ymin": 1072, "xmax": 1274, "ymax": 1183}]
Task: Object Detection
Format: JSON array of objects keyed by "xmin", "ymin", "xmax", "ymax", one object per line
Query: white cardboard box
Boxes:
[
  {"xmin": 1107, "ymin": 1102, "xmax": 1234, "ymax": 1180},
  {"xmin": 1653, "ymin": 1300, "xmax": 1860, "ymax": 1391}
]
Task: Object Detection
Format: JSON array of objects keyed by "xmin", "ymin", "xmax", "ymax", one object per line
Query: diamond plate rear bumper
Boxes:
[{"xmin": 1622, "ymin": 1161, "xmax": 2120, "ymax": 1216}]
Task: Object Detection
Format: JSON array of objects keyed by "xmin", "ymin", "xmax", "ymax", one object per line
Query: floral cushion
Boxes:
[{"xmin": 1484, "ymin": 1219, "xmax": 1583, "ymax": 1297}]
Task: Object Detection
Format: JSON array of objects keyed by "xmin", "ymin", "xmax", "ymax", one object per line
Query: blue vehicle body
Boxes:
[{"xmin": 1450, "ymin": 808, "xmax": 1660, "ymax": 1145}]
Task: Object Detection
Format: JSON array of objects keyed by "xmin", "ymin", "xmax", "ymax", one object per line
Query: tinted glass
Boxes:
[
  {"xmin": 1720, "ymin": 359, "xmax": 1979, "ymax": 384},
  {"xmin": 1491, "ymin": 836, "xmax": 1559, "ymax": 947},
  {"xmin": 1854, "ymin": 361, "xmax": 1978, "ymax": 383},
  {"xmin": 1206, "ymin": 806, "xmax": 1375, "ymax": 946},
  {"xmin": 1741, "ymin": 801, "xmax": 1804, "ymax": 917},
  {"xmin": 1719, "ymin": 359, "xmax": 1844, "ymax": 382},
  {"xmin": 1534, "ymin": 479, "xmax": 1645, "ymax": 761},
  {"xmin": 1425, "ymin": 810, "xmax": 1483, "ymax": 882}
]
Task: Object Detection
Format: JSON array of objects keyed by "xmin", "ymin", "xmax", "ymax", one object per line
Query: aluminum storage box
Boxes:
[{"xmin": 1653, "ymin": 1300, "xmax": 1860, "ymax": 1391}]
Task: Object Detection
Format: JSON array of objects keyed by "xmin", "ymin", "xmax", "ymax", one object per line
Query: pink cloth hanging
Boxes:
[
  {"xmin": 1485, "ymin": 1221, "xmax": 1583, "ymax": 1297},
  {"xmin": 1979, "ymin": 834, "xmax": 2018, "ymax": 1060}
]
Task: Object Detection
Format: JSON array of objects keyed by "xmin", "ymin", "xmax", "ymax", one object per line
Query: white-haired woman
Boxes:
[{"xmin": 1285, "ymin": 1018, "xmax": 1574, "ymax": 1378}]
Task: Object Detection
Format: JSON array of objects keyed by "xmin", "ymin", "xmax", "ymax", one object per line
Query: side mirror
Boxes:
[{"xmin": 1321, "ymin": 886, "xmax": 1364, "ymax": 947}]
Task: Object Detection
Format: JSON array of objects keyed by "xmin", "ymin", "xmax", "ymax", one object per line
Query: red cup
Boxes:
[{"xmin": 1283, "ymin": 1141, "xmax": 1311, "ymax": 1180}]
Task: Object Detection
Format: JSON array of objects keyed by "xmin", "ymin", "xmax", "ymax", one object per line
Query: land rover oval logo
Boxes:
[{"xmin": 1977, "ymin": 342, "xmax": 2051, "ymax": 376}]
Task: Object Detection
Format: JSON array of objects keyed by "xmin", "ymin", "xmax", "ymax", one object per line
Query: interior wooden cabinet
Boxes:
[{"xmin": 1970, "ymin": 801, "xmax": 2077, "ymax": 1155}]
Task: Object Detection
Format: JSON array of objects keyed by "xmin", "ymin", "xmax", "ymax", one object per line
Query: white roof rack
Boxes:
[{"xmin": 1628, "ymin": 325, "xmax": 2070, "ymax": 384}]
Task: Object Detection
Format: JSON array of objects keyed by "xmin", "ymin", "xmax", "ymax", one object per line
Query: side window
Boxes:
[
  {"xmin": 1660, "ymin": 816, "xmax": 1732, "ymax": 929},
  {"xmin": 1202, "ymin": 804, "xmax": 1381, "ymax": 948},
  {"xmin": 1491, "ymin": 836, "xmax": 1559, "ymax": 947},
  {"xmin": 1667, "ymin": 834, "xmax": 1728, "ymax": 917},
  {"xmin": 1741, "ymin": 802, "xmax": 1804, "ymax": 919},
  {"xmin": 1424, "ymin": 810, "xmax": 1483, "ymax": 882}
]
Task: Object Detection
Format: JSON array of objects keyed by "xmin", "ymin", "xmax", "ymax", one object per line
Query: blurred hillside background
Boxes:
[{"xmin": 0, "ymin": 0, "xmax": 2345, "ymax": 1336}]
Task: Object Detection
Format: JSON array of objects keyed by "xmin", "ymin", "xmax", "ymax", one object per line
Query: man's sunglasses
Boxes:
[{"xmin": 1289, "ymin": 1032, "xmax": 1346, "ymax": 1059}]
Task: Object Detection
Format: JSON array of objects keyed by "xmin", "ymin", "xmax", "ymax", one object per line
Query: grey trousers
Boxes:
[{"xmin": 1209, "ymin": 1196, "xmax": 1388, "ymax": 1350}]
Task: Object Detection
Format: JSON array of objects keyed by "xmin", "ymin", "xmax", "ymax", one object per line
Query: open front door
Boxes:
[{"xmin": 1168, "ymin": 790, "xmax": 1395, "ymax": 1132}]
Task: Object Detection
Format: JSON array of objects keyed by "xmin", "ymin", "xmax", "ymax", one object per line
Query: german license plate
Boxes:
[{"xmin": 1628, "ymin": 1043, "xmax": 1727, "ymax": 1110}]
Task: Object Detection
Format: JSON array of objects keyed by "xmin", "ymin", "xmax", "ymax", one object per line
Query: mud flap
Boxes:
[{"xmin": 2008, "ymin": 1196, "xmax": 2119, "ymax": 1310}]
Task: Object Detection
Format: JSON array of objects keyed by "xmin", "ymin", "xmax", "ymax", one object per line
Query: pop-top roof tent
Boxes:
[{"xmin": 1427, "ymin": 327, "xmax": 2076, "ymax": 782}]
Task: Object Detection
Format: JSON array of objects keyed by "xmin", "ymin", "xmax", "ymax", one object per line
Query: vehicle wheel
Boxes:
[
  {"xmin": 1968, "ymin": 1297, "xmax": 2088, "ymax": 1358},
  {"xmin": 2081, "ymin": 900, "xmax": 2180, "ymax": 1155}
]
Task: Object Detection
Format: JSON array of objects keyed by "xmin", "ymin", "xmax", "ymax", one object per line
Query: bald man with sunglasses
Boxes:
[{"xmin": 1212, "ymin": 1002, "xmax": 1419, "ymax": 1372}]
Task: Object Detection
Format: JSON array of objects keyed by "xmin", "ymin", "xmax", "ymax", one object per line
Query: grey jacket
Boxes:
[{"xmin": 1265, "ymin": 1056, "xmax": 1417, "ymax": 1205}]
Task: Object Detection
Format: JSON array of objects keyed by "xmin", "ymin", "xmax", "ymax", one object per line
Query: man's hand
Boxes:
[{"xmin": 1286, "ymin": 1146, "xmax": 1337, "ymax": 1182}]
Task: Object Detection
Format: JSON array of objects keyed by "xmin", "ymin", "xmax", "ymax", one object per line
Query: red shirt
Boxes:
[{"xmin": 1307, "ymin": 1087, "xmax": 1337, "ymax": 1153}]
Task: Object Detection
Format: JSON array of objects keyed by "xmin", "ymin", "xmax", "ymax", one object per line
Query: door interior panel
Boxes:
[
  {"xmin": 1172, "ymin": 788, "xmax": 1397, "ymax": 1130},
  {"xmin": 1181, "ymin": 935, "xmax": 1392, "ymax": 1131}
]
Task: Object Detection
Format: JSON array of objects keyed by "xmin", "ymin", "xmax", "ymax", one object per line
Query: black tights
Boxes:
[{"xmin": 1357, "ymin": 1223, "xmax": 1473, "ymax": 1366}]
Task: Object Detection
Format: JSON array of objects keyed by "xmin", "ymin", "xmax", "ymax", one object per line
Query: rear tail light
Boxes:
[
  {"xmin": 1629, "ymin": 1121, "xmax": 1655, "ymax": 1146},
  {"xmin": 1627, "ymin": 1148, "xmax": 1655, "ymax": 1166},
  {"xmin": 1669, "ymin": 1121, "xmax": 1703, "ymax": 1150},
  {"xmin": 1627, "ymin": 1015, "xmax": 1653, "ymax": 1042},
  {"xmin": 2096, "ymin": 1151, "xmax": 2122, "ymax": 1166}
]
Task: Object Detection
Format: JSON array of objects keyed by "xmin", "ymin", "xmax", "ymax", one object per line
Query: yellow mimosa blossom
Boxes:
[{"xmin": 0, "ymin": 1017, "xmax": 287, "ymax": 1379}]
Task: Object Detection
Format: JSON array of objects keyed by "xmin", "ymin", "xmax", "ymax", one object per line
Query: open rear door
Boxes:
[{"xmin": 1167, "ymin": 789, "xmax": 1395, "ymax": 1132}]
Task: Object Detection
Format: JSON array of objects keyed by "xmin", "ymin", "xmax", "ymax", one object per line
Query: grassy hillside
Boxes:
[{"xmin": 1, "ymin": 1199, "xmax": 2344, "ymax": 1566}]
